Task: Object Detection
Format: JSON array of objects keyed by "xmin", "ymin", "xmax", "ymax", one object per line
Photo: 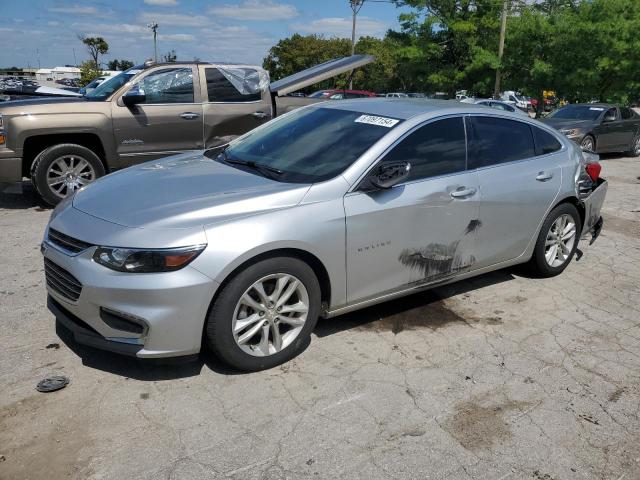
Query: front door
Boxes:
[
  {"xmin": 594, "ymin": 107, "xmax": 625, "ymax": 152},
  {"xmin": 467, "ymin": 115, "xmax": 562, "ymax": 268},
  {"xmin": 344, "ymin": 116, "xmax": 480, "ymax": 304},
  {"xmin": 112, "ymin": 66, "xmax": 203, "ymax": 166}
]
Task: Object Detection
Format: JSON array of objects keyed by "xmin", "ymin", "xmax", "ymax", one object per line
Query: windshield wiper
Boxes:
[{"xmin": 223, "ymin": 156, "xmax": 283, "ymax": 179}]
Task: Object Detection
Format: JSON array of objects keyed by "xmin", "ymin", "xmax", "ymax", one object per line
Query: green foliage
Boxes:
[
  {"xmin": 107, "ymin": 59, "xmax": 134, "ymax": 71},
  {"xmin": 262, "ymin": 0, "xmax": 640, "ymax": 102},
  {"xmin": 79, "ymin": 60, "xmax": 104, "ymax": 87},
  {"xmin": 79, "ymin": 36, "xmax": 109, "ymax": 68}
]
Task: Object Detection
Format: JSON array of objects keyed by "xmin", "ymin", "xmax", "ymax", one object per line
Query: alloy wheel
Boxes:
[
  {"xmin": 232, "ymin": 273, "xmax": 309, "ymax": 357},
  {"xmin": 581, "ymin": 137, "xmax": 594, "ymax": 151},
  {"xmin": 544, "ymin": 214, "xmax": 577, "ymax": 267},
  {"xmin": 46, "ymin": 155, "xmax": 96, "ymax": 199}
]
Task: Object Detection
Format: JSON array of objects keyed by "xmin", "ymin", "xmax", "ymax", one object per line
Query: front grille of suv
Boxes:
[
  {"xmin": 48, "ymin": 228, "xmax": 93, "ymax": 254},
  {"xmin": 44, "ymin": 258, "xmax": 83, "ymax": 302}
]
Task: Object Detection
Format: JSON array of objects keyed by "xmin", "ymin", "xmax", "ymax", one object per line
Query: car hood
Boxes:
[
  {"xmin": 542, "ymin": 118, "xmax": 594, "ymax": 130},
  {"xmin": 72, "ymin": 152, "xmax": 311, "ymax": 229}
]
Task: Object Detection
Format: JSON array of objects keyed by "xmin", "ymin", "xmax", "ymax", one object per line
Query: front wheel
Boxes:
[
  {"xmin": 31, "ymin": 143, "xmax": 105, "ymax": 206},
  {"xmin": 205, "ymin": 257, "xmax": 321, "ymax": 371},
  {"xmin": 580, "ymin": 135, "xmax": 595, "ymax": 152},
  {"xmin": 530, "ymin": 203, "xmax": 581, "ymax": 277}
]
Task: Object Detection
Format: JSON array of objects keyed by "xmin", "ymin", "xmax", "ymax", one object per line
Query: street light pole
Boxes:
[
  {"xmin": 349, "ymin": 0, "xmax": 364, "ymax": 89},
  {"xmin": 147, "ymin": 22, "xmax": 159, "ymax": 62},
  {"xmin": 493, "ymin": 0, "xmax": 509, "ymax": 99}
]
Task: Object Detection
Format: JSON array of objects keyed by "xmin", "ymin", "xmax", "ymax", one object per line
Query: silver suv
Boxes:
[{"xmin": 42, "ymin": 99, "xmax": 607, "ymax": 371}]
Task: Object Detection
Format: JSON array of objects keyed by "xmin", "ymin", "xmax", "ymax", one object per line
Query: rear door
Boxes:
[
  {"xmin": 468, "ymin": 116, "xmax": 563, "ymax": 268},
  {"xmin": 619, "ymin": 107, "xmax": 639, "ymax": 149},
  {"xmin": 344, "ymin": 116, "xmax": 480, "ymax": 303},
  {"xmin": 200, "ymin": 65, "xmax": 272, "ymax": 149},
  {"xmin": 112, "ymin": 66, "xmax": 203, "ymax": 165}
]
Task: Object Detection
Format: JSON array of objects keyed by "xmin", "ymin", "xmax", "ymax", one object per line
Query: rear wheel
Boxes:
[
  {"xmin": 205, "ymin": 257, "xmax": 321, "ymax": 371},
  {"xmin": 627, "ymin": 135, "xmax": 640, "ymax": 157},
  {"xmin": 31, "ymin": 143, "xmax": 105, "ymax": 206},
  {"xmin": 530, "ymin": 203, "xmax": 581, "ymax": 277}
]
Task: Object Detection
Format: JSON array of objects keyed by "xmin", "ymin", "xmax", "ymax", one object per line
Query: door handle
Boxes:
[
  {"xmin": 450, "ymin": 187, "xmax": 476, "ymax": 198},
  {"xmin": 536, "ymin": 171, "xmax": 553, "ymax": 181},
  {"xmin": 180, "ymin": 112, "xmax": 199, "ymax": 120},
  {"xmin": 252, "ymin": 112, "xmax": 268, "ymax": 119}
]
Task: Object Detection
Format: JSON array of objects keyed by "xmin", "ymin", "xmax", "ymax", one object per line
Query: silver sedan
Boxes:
[{"xmin": 42, "ymin": 99, "xmax": 607, "ymax": 371}]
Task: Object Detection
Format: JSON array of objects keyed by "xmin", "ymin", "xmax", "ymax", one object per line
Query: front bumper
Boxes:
[
  {"xmin": 0, "ymin": 147, "xmax": 21, "ymax": 182},
  {"xmin": 42, "ymin": 238, "xmax": 218, "ymax": 359}
]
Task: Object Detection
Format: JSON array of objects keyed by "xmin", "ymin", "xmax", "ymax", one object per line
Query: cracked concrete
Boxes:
[{"xmin": 1, "ymin": 154, "xmax": 639, "ymax": 480}]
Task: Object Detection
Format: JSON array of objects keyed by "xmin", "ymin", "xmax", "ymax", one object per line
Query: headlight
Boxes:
[
  {"xmin": 560, "ymin": 128, "xmax": 580, "ymax": 137},
  {"xmin": 93, "ymin": 244, "xmax": 206, "ymax": 273}
]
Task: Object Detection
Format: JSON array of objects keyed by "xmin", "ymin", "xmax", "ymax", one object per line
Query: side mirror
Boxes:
[
  {"xmin": 368, "ymin": 161, "xmax": 411, "ymax": 190},
  {"xmin": 603, "ymin": 112, "xmax": 616, "ymax": 123},
  {"xmin": 122, "ymin": 85, "xmax": 146, "ymax": 106}
]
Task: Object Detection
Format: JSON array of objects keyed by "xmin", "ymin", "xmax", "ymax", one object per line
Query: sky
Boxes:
[{"xmin": 1, "ymin": 0, "xmax": 413, "ymax": 69}]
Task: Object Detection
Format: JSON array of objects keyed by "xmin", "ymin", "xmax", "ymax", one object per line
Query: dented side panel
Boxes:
[{"xmin": 344, "ymin": 171, "xmax": 480, "ymax": 304}]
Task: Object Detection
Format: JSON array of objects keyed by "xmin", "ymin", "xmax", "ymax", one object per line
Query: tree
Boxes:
[
  {"xmin": 78, "ymin": 36, "xmax": 109, "ymax": 68},
  {"xmin": 107, "ymin": 59, "xmax": 134, "ymax": 71},
  {"xmin": 79, "ymin": 60, "xmax": 103, "ymax": 87},
  {"xmin": 163, "ymin": 50, "xmax": 177, "ymax": 62}
]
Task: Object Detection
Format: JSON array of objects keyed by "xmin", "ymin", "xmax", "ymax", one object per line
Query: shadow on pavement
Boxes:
[{"xmin": 0, "ymin": 181, "xmax": 50, "ymax": 210}]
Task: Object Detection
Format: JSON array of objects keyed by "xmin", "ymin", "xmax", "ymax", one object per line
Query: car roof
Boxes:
[{"xmin": 312, "ymin": 98, "xmax": 490, "ymax": 120}]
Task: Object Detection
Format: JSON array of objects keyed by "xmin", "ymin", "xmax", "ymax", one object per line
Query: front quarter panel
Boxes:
[{"xmin": 191, "ymin": 177, "xmax": 350, "ymax": 309}]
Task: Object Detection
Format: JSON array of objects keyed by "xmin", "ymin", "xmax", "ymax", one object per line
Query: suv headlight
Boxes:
[{"xmin": 93, "ymin": 244, "xmax": 206, "ymax": 273}]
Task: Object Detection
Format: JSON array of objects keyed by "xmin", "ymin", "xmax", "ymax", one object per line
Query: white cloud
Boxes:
[
  {"xmin": 74, "ymin": 23, "xmax": 148, "ymax": 35},
  {"xmin": 138, "ymin": 12, "xmax": 210, "ymax": 27},
  {"xmin": 291, "ymin": 16, "xmax": 388, "ymax": 38},
  {"xmin": 160, "ymin": 33, "xmax": 195, "ymax": 42},
  {"xmin": 48, "ymin": 5, "xmax": 98, "ymax": 15},
  {"xmin": 47, "ymin": 21, "xmax": 61, "ymax": 26},
  {"xmin": 208, "ymin": 0, "xmax": 297, "ymax": 21},
  {"xmin": 144, "ymin": 0, "xmax": 178, "ymax": 5}
]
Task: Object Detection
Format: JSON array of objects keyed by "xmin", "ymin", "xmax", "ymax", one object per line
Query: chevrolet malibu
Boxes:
[{"xmin": 42, "ymin": 99, "xmax": 608, "ymax": 371}]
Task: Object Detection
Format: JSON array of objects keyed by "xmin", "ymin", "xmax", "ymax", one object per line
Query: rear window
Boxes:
[
  {"xmin": 216, "ymin": 107, "xmax": 402, "ymax": 183},
  {"xmin": 532, "ymin": 127, "xmax": 562, "ymax": 155},
  {"xmin": 206, "ymin": 68, "xmax": 261, "ymax": 102},
  {"xmin": 469, "ymin": 116, "xmax": 535, "ymax": 168}
]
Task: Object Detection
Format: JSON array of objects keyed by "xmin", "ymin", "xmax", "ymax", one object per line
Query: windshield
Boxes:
[
  {"xmin": 84, "ymin": 69, "xmax": 140, "ymax": 100},
  {"xmin": 212, "ymin": 107, "xmax": 402, "ymax": 183},
  {"xmin": 548, "ymin": 105, "xmax": 605, "ymax": 121}
]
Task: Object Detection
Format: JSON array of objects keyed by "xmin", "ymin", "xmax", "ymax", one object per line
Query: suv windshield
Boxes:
[
  {"xmin": 210, "ymin": 107, "xmax": 402, "ymax": 183},
  {"xmin": 84, "ymin": 68, "xmax": 141, "ymax": 101},
  {"xmin": 548, "ymin": 105, "xmax": 604, "ymax": 121}
]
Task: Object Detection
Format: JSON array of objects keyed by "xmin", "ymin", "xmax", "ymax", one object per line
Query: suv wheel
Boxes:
[
  {"xmin": 205, "ymin": 257, "xmax": 321, "ymax": 371},
  {"xmin": 31, "ymin": 143, "xmax": 105, "ymax": 206},
  {"xmin": 530, "ymin": 203, "xmax": 581, "ymax": 277}
]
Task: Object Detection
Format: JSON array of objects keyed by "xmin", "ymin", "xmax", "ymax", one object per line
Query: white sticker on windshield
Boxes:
[
  {"xmin": 355, "ymin": 115, "xmax": 400, "ymax": 128},
  {"xmin": 589, "ymin": 107, "xmax": 604, "ymax": 111}
]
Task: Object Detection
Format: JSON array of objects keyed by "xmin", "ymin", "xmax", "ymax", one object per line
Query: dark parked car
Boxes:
[{"xmin": 543, "ymin": 104, "xmax": 640, "ymax": 156}]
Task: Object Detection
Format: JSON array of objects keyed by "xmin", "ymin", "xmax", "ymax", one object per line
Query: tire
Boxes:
[
  {"xmin": 627, "ymin": 135, "xmax": 640, "ymax": 157},
  {"xmin": 530, "ymin": 203, "xmax": 582, "ymax": 277},
  {"xmin": 580, "ymin": 135, "xmax": 595, "ymax": 152},
  {"xmin": 31, "ymin": 143, "xmax": 105, "ymax": 206},
  {"xmin": 205, "ymin": 256, "xmax": 321, "ymax": 371}
]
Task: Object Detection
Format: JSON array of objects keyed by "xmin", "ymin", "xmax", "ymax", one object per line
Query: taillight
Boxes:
[{"xmin": 586, "ymin": 163, "xmax": 601, "ymax": 182}]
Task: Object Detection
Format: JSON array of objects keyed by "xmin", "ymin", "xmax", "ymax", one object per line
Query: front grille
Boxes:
[
  {"xmin": 48, "ymin": 228, "xmax": 93, "ymax": 254},
  {"xmin": 44, "ymin": 258, "xmax": 83, "ymax": 301}
]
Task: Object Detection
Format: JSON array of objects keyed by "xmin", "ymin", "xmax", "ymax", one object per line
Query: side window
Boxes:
[
  {"xmin": 205, "ymin": 68, "xmax": 262, "ymax": 102},
  {"xmin": 621, "ymin": 107, "xmax": 633, "ymax": 120},
  {"xmin": 490, "ymin": 102, "xmax": 508, "ymax": 111},
  {"xmin": 605, "ymin": 107, "xmax": 618, "ymax": 120},
  {"xmin": 469, "ymin": 116, "xmax": 535, "ymax": 168},
  {"xmin": 532, "ymin": 126, "xmax": 562, "ymax": 155},
  {"xmin": 138, "ymin": 68, "xmax": 194, "ymax": 104},
  {"xmin": 380, "ymin": 117, "xmax": 466, "ymax": 181}
]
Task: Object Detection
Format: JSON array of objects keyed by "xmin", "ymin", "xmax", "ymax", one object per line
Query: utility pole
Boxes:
[
  {"xmin": 349, "ymin": 0, "xmax": 364, "ymax": 89},
  {"xmin": 147, "ymin": 22, "xmax": 159, "ymax": 62},
  {"xmin": 493, "ymin": 0, "xmax": 509, "ymax": 99}
]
